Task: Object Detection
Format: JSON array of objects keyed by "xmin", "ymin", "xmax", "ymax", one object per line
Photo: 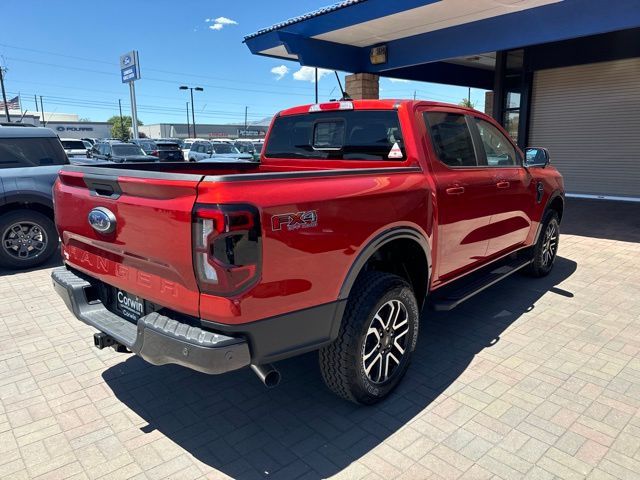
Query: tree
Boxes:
[
  {"xmin": 107, "ymin": 115, "xmax": 143, "ymax": 141},
  {"xmin": 459, "ymin": 98, "xmax": 476, "ymax": 109}
]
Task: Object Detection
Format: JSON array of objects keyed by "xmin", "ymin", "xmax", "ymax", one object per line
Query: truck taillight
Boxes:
[{"xmin": 192, "ymin": 204, "xmax": 261, "ymax": 296}]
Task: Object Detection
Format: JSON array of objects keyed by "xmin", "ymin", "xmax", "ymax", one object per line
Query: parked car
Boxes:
[
  {"xmin": 88, "ymin": 141, "xmax": 156, "ymax": 163},
  {"xmin": 130, "ymin": 139, "xmax": 157, "ymax": 155},
  {"xmin": 51, "ymin": 99, "xmax": 564, "ymax": 404},
  {"xmin": 60, "ymin": 138, "xmax": 90, "ymax": 159},
  {"xmin": 81, "ymin": 138, "xmax": 97, "ymax": 146},
  {"xmin": 252, "ymin": 141, "xmax": 264, "ymax": 161},
  {"xmin": 0, "ymin": 127, "xmax": 69, "ymax": 269},
  {"xmin": 151, "ymin": 141, "xmax": 185, "ymax": 162},
  {"xmin": 188, "ymin": 140, "xmax": 253, "ymax": 162}
]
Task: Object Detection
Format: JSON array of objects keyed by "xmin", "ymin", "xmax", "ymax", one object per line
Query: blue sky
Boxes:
[{"xmin": 1, "ymin": 0, "xmax": 486, "ymax": 125}]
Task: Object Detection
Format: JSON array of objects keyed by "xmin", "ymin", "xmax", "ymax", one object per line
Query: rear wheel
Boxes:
[
  {"xmin": 0, "ymin": 210, "xmax": 58, "ymax": 269},
  {"xmin": 527, "ymin": 210, "xmax": 560, "ymax": 277},
  {"xmin": 319, "ymin": 272, "xmax": 419, "ymax": 405}
]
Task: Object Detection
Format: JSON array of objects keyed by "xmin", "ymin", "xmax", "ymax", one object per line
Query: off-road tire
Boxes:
[
  {"xmin": 319, "ymin": 272, "xmax": 419, "ymax": 405},
  {"xmin": 0, "ymin": 210, "xmax": 58, "ymax": 270},
  {"xmin": 526, "ymin": 210, "xmax": 560, "ymax": 277}
]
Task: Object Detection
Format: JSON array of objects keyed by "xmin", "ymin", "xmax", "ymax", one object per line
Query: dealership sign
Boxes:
[
  {"xmin": 120, "ymin": 51, "xmax": 141, "ymax": 83},
  {"xmin": 56, "ymin": 126, "xmax": 94, "ymax": 132}
]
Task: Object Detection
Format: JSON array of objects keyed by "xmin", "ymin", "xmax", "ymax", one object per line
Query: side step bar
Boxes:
[{"xmin": 431, "ymin": 259, "xmax": 532, "ymax": 311}]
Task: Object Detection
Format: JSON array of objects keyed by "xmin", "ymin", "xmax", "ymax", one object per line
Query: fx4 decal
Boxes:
[{"xmin": 271, "ymin": 210, "xmax": 318, "ymax": 231}]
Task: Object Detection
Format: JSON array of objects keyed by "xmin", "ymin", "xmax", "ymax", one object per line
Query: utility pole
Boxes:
[
  {"xmin": 244, "ymin": 106, "xmax": 248, "ymax": 133},
  {"xmin": 0, "ymin": 66, "xmax": 10, "ymax": 122},
  {"xmin": 34, "ymin": 94, "xmax": 38, "ymax": 112},
  {"xmin": 118, "ymin": 99, "xmax": 124, "ymax": 140},
  {"xmin": 39, "ymin": 96, "xmax": 45, "ymax": 126},
  {"xmin": 413, "ymin": 90, "xmax": 416, "ymax": 100},
  {"xmin": 186, "ymin": 102, "xmax": 191, "ymax": 138},
  {"xmin": 315, "ymin": 68, "xmax": 318, "ymax": 103}
]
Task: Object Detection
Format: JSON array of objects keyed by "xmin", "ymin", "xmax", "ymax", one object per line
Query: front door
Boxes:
[{"xmin": 471, "ymin": 117, "xmax": 533, "ymax": 257}]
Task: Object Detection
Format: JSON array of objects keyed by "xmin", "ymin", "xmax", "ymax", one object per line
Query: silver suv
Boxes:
[{"xmin": 0, "ymin": 127, "xmax": 68, "ymax": 269}]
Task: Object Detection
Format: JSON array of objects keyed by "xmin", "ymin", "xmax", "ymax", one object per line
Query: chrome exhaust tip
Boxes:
[{"xmin": 251, "ymin": 364, "xmax": 281, "ymax": 388}]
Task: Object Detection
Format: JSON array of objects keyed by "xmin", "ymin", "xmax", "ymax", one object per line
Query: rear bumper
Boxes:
[{"xmin": 52, "ymin": 266, "xmax": 251, "ymax": 375}]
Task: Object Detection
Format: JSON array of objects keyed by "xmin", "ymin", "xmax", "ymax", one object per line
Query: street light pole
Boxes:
[
  {"xmin": 186, "ymin": 102, "xmax": 191, "ymax": 138},
  {"xmin": 180, "ymin": 86, "xmax": 203, "ymax": 138}
]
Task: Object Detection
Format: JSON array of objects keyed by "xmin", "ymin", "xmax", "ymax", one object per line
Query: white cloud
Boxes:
[
  {"xmin": 214, "ymin": 17, "xmax": 237, "ymax": 25},
  {"xmin": 293, "ymin": 66, "xmax": 332, "ymax": 83},
  {"xmin": 206, "ymin": 16, "xmax": 238, "ymax": 31},
  {"xmin": 270, "ymin": 65, "xmax": 289, "ymax": 80},
  {"xmin": 388, "ymin": 78, "xmax": 410, "ymax": 83}
]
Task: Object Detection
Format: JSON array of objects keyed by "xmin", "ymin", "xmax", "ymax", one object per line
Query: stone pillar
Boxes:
[
  {"xmin": 484, "ymin": 91, "xmax": 494, "ymax": 117},
  {"xmin": 345, "ymin": 73, "xmax": 379, "ymax": 100}
]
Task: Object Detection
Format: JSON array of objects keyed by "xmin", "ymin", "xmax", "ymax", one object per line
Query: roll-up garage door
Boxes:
[{"xmin": 529, "ymin": 58, "xmax": 640, "ymax": 198}]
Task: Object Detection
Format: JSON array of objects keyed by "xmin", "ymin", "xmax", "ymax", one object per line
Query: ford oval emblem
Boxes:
[{"xmin": 88, "ymin": 207, "xmax": 116, "ymax": 234}]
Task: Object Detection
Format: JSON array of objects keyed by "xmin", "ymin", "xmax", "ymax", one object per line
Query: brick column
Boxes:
[
  {"xmin": 345, "ymin": 73, "xmax": 379, "ymax": 100},
  {"xmin": 484, "ymin": 91, "xmax": 494, "ymax": 117}
]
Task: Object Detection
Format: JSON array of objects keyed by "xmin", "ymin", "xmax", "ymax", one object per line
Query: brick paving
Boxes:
[{"xmin": 1, "ymin": 198, "xmax": 640, "ymax": 480}]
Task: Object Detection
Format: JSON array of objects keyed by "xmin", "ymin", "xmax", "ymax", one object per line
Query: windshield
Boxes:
[
  {"xmin": 61, "ymin": 140, "xmax": 87, "ymax": 150},
  {"xmin": 212, "ymin": 143, "xmax": 239, "ymax": 154},
  {"xmin": 183, "ymin": 141, "xmax": 193, "ymax": 149},
  {"xmin": 112, "ymin": 144, "xmax": 145, "ymax": 156},
  {"xmin": 264, "ymin": 110, "xmax": 405, "ymax": 160}
]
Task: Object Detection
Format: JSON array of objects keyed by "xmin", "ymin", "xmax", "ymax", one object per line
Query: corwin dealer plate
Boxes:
[{"xmin": 115, "ymin": 289, "xmax": 145, "ymax": 322}]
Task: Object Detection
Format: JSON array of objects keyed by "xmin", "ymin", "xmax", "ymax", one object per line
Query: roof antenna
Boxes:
[{"xmin": 334, "ymin": 71, "xmax": 351, "ymax": 101}]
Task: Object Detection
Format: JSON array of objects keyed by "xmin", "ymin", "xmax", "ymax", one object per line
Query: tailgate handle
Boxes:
[{"xmin": 84, "ymin": 175, "xmax": 122, "ymax": 199}]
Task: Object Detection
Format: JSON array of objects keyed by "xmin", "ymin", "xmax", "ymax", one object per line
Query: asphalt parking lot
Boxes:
[{"xmin": 1, "ymin": 198, "xmax": 639, "ymax": 480}]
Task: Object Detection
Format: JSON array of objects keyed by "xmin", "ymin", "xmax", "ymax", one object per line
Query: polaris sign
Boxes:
[{"xmin": 56, "ymin": 126, "xmax": 94, "ymax": 132}]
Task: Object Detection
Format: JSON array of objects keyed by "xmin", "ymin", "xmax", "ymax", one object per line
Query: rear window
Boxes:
[
  {"xmin": 112, "ymin": 144, "xmax": 145, "ymax": 156},
  {"xmin": 0, "ymin": 137, "xmax": 69, "ymax": 169},
  {"xmin": 211, "ymin": 144, "xmax": 238, "ymax": 154},
  {"xmin": 61, "ymin": 140, "xmax": 87, "ymax": 150},
  {"xmin": 156, "ymin": 143, "xmax": 180, "ymax": 150},
  {"xmin": 265, "ymin": 110, "xmax": 405, "ymax": 160}
]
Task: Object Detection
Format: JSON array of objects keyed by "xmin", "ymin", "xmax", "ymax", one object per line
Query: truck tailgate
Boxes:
[{"xmin": 54, "ymin": 167, "xmax": 203, "ymax": 317}]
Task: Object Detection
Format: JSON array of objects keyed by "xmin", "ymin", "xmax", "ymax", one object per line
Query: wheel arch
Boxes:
[
  {"xmin": 339, "ymin": 228, "xmax": 432, "ymax": 308},
  {"xmin": 0, "ymin": 195, "xmax": 54, "ymax": 220}
]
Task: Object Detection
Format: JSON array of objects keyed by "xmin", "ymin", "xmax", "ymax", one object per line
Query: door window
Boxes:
[
  {"xmin": 0, "ymin": 137, "xmax": 69, "ymax": 168},
  {"xmin": 474, "ymin": 119, "xmax": 518, "ymax": 167},
  {"xmin": 424, "ymin": 112, "xmax": 477, "ymax": 167}
]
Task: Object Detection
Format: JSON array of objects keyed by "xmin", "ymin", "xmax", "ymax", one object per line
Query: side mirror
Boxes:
[
  {"xmin": 86, "ymin": 150, "xmax": 92, "ymax": 158},
  {"xmin": 206, "ymin": 150, "xmax": 213, "ymax": 155},
  {"xmin": 525, "ymin": 147, "xmax": 550, "ymax": 168}
]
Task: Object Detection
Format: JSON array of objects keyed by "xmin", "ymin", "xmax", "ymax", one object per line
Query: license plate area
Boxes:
[{"xmin": 114, "ymin": 289, "xmax": 148, "ymax": 322}]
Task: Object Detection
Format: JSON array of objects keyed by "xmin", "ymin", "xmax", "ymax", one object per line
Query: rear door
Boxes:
[
  {"xmin": 54, "ymin": 167, "xmax": 204, "ymax": 317},
  {"xmin": 422, "ymin": 110, "xmax": 495, "ymax": 280},
  {"xmin": 471, "ymin": 117, "xmax": 533, "ymax": 256}
]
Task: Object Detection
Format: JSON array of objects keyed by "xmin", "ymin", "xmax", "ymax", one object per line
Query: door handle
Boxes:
[
  {"xmin": 446, "ymin": 186, "xmax": 465, "ymax": 195},
  {"xmin": 496, "ymin": 181, "xmax": 510, "ymax": 189}
]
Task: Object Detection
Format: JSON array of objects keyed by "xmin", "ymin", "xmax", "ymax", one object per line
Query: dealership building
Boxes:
[
  {"xmin": 245, "ymin": 0, "xmax": 640, "ymax": 200},
  {"xmin": 138, "ymin": 123, "xmax": 269, "ymax": 140}
]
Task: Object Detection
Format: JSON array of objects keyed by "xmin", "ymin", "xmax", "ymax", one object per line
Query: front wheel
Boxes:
[
  {"xmin": 527, "ymin": 210, "xmax": 560, "ymax": 277},
  {"xmin": 0, "ymin": 210, "xmax": 58, "ymax": 269},
  {"xmin": 319, "ymin": 272, "xmax": 419, "ymax": 405}
]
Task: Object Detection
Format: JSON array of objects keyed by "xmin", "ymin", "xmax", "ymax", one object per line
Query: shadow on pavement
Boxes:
[
  {"xmin": 562, "ymin": 198, "xmax": 640, "ymax": 243},
  {"xmin": 103, "ymin": 257, "xmax": 577, "ymax": 479},
  {"xmin": 0, "ymin": 255, "xmax": 61, "ymax": 277}
]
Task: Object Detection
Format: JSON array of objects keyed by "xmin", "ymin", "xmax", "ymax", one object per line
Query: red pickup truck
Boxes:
[{"xmin": 52, "ymin": 100, "xmax": 564, "ymax": 404}]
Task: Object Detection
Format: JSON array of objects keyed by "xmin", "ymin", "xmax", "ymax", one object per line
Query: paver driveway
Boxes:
[{"xmin": 0, "ymin": 199, "xmax": 639, "ymax": 480}]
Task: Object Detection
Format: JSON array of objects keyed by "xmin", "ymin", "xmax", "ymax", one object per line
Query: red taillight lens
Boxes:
[{"xmin": 192, "ymin": 204, "xmax": 261, "ymax": 296}]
